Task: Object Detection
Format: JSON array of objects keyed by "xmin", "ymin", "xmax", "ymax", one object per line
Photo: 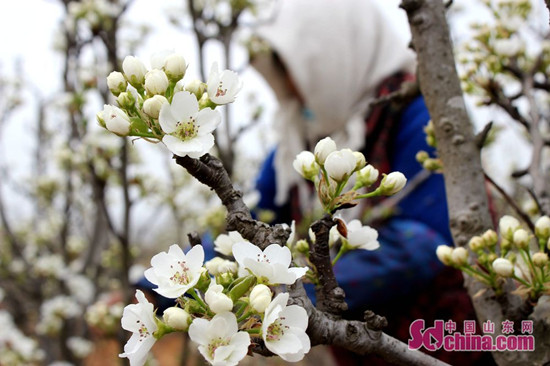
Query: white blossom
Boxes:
[
  {"xmin": 144, "ymin": 244, "xmax": 205, "ymax": 298},
  {"xmin": 344, "ymin": 219, "xmax": 380, "ymax": 251},
  {"xmin": 493, "ymin": 37, "xmax": 524, "ymax": 57},
  {"xmin": 67, "ymin": 337, "xmax": 93, "ymax": 359},
  {"xmin": 436, "ymin": 245, "xmax": 453, "ymax": 266},
  {"xmin": 159, "ymin": 91, "xmax": 221, "ymax": 158},
  {"xmin": 535, "ymin": 216, "xmax": 550, "ymax": 239},
  {"xmin": 143, "ymin": 95, "xmax": 168, "ymax": 119},
  {"xmin": 205, "ymin": 257, "xmax": 238, "ymax": 275},
  {"xmin": 122, "ymin": 56, "xmax": 147, "ymax": 86},
  {"xmin": 163, "ymin": 307, "xmax": 191, "ymax": 331},
  {"xmin": 293, "ymin": 151, "xmax": 319, "ymax": 181},
  {"xmin": 214, "ymin": 231, "xmax": 248, "ymax": 256},
  {"xmin": 492, "ymin": 258, "xmax": 514, "ymax": 277},
  {"xmin": 107, "ymin": 71, "xmax": 127, "ymax": 96},
  {"xmin": 499, "ymin": 215, "xmax": 520, "ymax": 240},
  {"xmin": 451, "ymin": 247, "xmax": 468, "ymax": 266},
  {"xmin": 164, "ymin": 53, "xmax": 187, "ymax": 80},
  {"xmin": 262, "ymin": 293, "xmax": 310, "ymax": 362},
  {"xmin": 207, "ymin": 62, "xmax": 242, "ymax": 105},
  {"xmin": 324, "ymin": 149, "xmax": 356, "ymax": 182},
  {"xmin": 188, "ymin": 312, "xmax": 250, "ymax": 366},
  {"xmin": 513, "ymin": 228, "xmax": 529, "ymax": 249},
  {"xmin": 101, "ymin": 104, "xmax": 131, "ymax": 136},
  {"xmin": 205, "ymin": 282, "xmax": 233, "ymax": 314},
  {"xmin": 232, "ymin": 242, "xmax": 308, "ymax": 285},
  {"xmin": 119, "ymin": 290, "xmax": 158, "ymax": 366},
  {"xmin": 355, "ymin": 164, "xmax": 379, "ymax": 188},
  {"xmin": 313, "ymin": 137, "xmax": 337, "ymax": 164},
  {"xmin": 144, "ymin": 69, "xmax": 169, "ymax": 95},
  {"xmin": 379, "ymin": 172, "xmax": 407, "ymax": 195},
  {"xmin": 249, "ymin": 284, "xmax": 272, "ymax": 313}
]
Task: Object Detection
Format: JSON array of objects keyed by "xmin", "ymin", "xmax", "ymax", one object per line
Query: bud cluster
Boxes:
[
  {"xmin": 436, "ymin": 214, "xmax": 550, "ymax": 301},
  {"xmin": 292, "ymin": 137, "xmax": 407, "ymax": 213}
]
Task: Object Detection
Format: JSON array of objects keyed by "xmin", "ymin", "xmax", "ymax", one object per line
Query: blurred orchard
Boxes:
[{"xmin": 1, "ymin": 0, "xmax": 550, "ymax": 365}]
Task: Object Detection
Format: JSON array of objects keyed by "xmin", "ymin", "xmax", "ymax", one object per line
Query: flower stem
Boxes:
[
  {"xmin": 355, "ymin": 188, "xmax": 382, "ymax": 200},
  {"xmin": 332, "ymin": 245, "xmax": 349, "ymax": 266},
  {"xmin": 237, "ymin": 311, "xmax": 254, "ymax": 323}
]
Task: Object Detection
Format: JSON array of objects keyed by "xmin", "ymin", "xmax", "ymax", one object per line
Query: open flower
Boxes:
[
  {"xmin": 188, "ymin": 312, "xmax": 250, "ymax": 366},
  {"xmin": 207, "ymin": 62, "xmax": 242, "ymax": 105},
  {"xmin": 262, "ymin": 293, "xmax": 310, "ymax": 362},
  {"xmin": 144, "ymin": 244, "xmax": 204, "ymax": 298},
  {"xmin": 119, "ymin": 290, "xmax": 158, "ymax": 366},
  {"xmin": 293, "ymin": 151, "xmax": 319, "ymax": 181},
  {"xmin": 232, "ymin": 242, "xmax": 308, "ymax": 285},
  {"xmin": 344, "ymin": 219, "xmax": 379, "ymax": 251},
  {"xmin": 204, "ymin": 282, "xmax": 233, "ymax": 314},
  {"xmin": 159, "ymin": 91, "xmax": 221, "ymax": 158}
]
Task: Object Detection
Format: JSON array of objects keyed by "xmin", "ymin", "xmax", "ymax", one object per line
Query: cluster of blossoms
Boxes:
[
  {"xmin": 85, "ymin": 298, "xmax": 124, "ymax": 336},
  {"xmin": 437, "ymin": 215, "xmax": 550, "ymax": 300},
  {"xmin": 98, "ymin": 53, "xmax": 242, "ymax": 158},
  {"xmin": 0, "ymin": 310, "xmax": 44, "ymax": 365},
  {"xmin": 293, "ymin": 136, "xmax": 407, "ymax": 213},
  {"xmin": 415, "ymin": 120, "xmax": 443, "ymax": 172},
  {"xmin": 67, "ymin": 0, "xmax": 121, "ymax": 32},
  {"xmin": 120, "ymin": 240, "xmax": 310, "ymax": 366}
]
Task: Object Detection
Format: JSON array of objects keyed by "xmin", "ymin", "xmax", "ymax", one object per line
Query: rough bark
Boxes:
[{"xmin": 401, "ymin": 0, "xmax": 550, "ymax": 364}]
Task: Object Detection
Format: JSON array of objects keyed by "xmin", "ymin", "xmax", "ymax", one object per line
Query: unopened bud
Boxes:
[
  {"xmin": 379, "ymin": 172, "xmax": 407, "ymax": 196},
  {"xmin": 416, "ymin": 150, "xmax": 429, "ymax": 163},
  {"xmin": 249, "ymin": 284, "xmax": 272, "ymax": 313},
  {"xmin": 353, "ymin": 151, "xmax": 366, "ymax": 171},
  {"xmin": 535, "ymin": 216, "xmax": 550, "ymax": 241},
  {"xmin": 164, "ymin": 53, "xmax": 187, "ymax": 80},
  {"xmin": 499, "ymin": 215, "xmax": 520, "ymax": 241},
  {"xmin": 163, "ymin": 307, "xmax": 190, "ymax": 331},
  {"xmin": 436, "ymin": 245, "xmax": 453, "ymax": 266},
  {"xmin": 482, "ymin": 229, "xmax": 498, "ymax": 247},
  {"xmin": 144, "ymin": 69, "xmax": 169, "ymax": 95},
  {"xmin": 355, "ymin": 164, "xmax": 379, "ymax": 189},
  {"xmin": 116, "ymin": 91, "xmax": 135, "ymax": 110},
  {"xmin": 314, "ymin": 137, "xmax": 337, "ymax": 165},
  {"xmin": 451, "ymin": 247, "xmax": 468, "ymax": 267},
  {"xmin": 468, "ymin": 236, "xmax": 484, "ymax": 252},
  {"xmin": 293, "ymin": 151, "xmax": 319, "ymax": 181},
  {"xmin": 295, "ymin": 239, "xmax": 310, "ymax": 254},
  {"xmin": 143, "ymin": 95, "xmax": 168, "ymax": 119},
  {"xmin": 122, "ymin": 56, "xmax": 147, "ymax": 87},
  {"xmin": 492, "ymin": 258, "xmax": 514, "ymax": 277},
  {"xmin": 532, "ymin": 252, "xmax": 549, "ymax": 267},
  {"xmin": 513, "ymin": 229, "xmax": 529, "ymax": 250},
  {"xmin": 185, "ymin": 79, "xmax": 206, "ymax": 99},
  {"xmin": 107, "ymin": 71, "xmax": 127, "ymax": 96}
]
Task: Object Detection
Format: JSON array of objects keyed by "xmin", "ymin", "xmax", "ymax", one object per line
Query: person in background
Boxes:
[{"xmin": 250, "ymin": 0, "xmax": 493, "ymax": 364}]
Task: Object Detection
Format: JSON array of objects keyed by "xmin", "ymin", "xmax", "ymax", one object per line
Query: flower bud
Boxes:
[
  {"xmin": 96, "ymin": 111, "xmax": 106, "ymax": 128},
  {"xmin": 451, "ymin": 247, "xmax": 468, "ymax": 266},
  {"xmin": 324, "ymin": 149, "xmax": 357, "ymax": 182},
  {"xmin": 355, "ymin": 164, "xmax": 379, "ymax": 189},
  {"xmin": 513, "ymin": 229, "xmax": 529, "ymax": 250},
  {"xmin": 204, "ymin": 257, "xmax": 237, "ymax": 276},
  {"xmin": 101, "ymin": 105, "xmax": 130, "ymax": 136},
  {"xmin": 164, "ymin": 53, "xmax": 187, "ymax": 80},
  {"xmin": 205, "ymin": 283, "xmax": 233, "ymax": 314},
  {"xmin": 195, "ymin": 268, "xmax": 211, "ymax": 292},
  {"xmin": 107, "ymin": 71, "xmax": 127, "ymax": 96},
  {"xmin": 216, "ymin": 272, "xmax": 235, "ymax": 288},
  {"xmin": 436, "ymin": 245, "xmax": 453, "ymax": 266},
  {"xmin": 144, "ymin": 69, "xmax": 169, "ymax": 95},
  {"xmin": 499, "ymin": 215, "xmax": 520, "ymax": 240},
  {"xmin": 486, "ymin": 252, "xmax": 497, "ymax": 264},
  {"xmin": 468, "ymin": 236, "xmax": 484, "ymax": 252},
  {"xmin": 492, "ymin": 258, "xmax": 514, "ymax": 277},
  {"xmin": 174, "ymin": 79, "xmax": 185, "ymax": 93},
  {"xmin": 353, "ymin": 151, "xmax": 366, "ymax": 171},
  {"xmin": 482, "ymin": 229, "xmax": 498, "ymax": 247},
  {"xmin": 143, "ymin": 95, "xmax": 168, "ymax": 119},
  {"xmin": 249, "ymin": 284, "xmax": 272, "ymax": 313},
  {"xmin": 314, "ymin": 137, "xmax": 337, "ymax": 165},
  {"xmin": 532, "ymin": 252, "xmax": 549, "ymax": 267},
  {"xmin": 379, "ymin": 172, "xmax": 407, "ymax": 196},
  {"xmin": 416, "ymin": 150, "xmax": 429, "ymax": 163},
  {"xmin": 295, "ymin": 239, "xmax": 310, "ymax": 254},
  {"xmin": 122, "ymin": 56, "xmax": 147, "ymax": 87},
  {"xmin": 293, "ymin": 151, "xmax": 319, "ymax": 181},
  {"xmin": 184, "ymin": 79, "xmax": 206, "ymax": 99},
  {"xmin": 163, "ymin": 307, "xmax": 190, "ymax": 331},
  {"xmin": 116, "ymin": 91, "xmax": 135, "ymax": 110},
  {"xmin": 535, "ymin": 216, "xmax": 550, "ymax": 241}
]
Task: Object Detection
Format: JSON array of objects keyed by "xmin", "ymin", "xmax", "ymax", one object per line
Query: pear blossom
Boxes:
[
  {"xmin": 249, "ymin": 284, "xmax": 272, "ymax": 313},
  {"xmin": 379, "ymin": 172, "xmax": 407, "ymax": 195},
  {"xmin": 119, "ymin": 290, "xmax": 158, "ymax": 366},
  {"xmin": 355, "ymin": 164, "xmax": 379, "ymax": 188},
  {"xmin": 353, "ymin": 151, "xmax": 366, "ymax": 171},
  {"xmin": 163, "ymin": 307, "xmax": 191, "ymax": 331},
  {"xmin": 492, "ymin": 258, "xmax": 514, "ymax": 277},
  {"xmin": 144, "ymin": 244, "xmax": 205, "ymax": 298},
  {"xmin": 344, "ymin": 219, "xmax": 380, "ymax": 251},
  {"xmin": 207, "ymin": 62, "xmax": 242, "ymax": 104},
  {"xmin": 205, "ymin": 257, "xmax": 238, "ymax": 275},
  {"xmin": 262, "ymin": 293, "xmax": 310, "ymax": 362},
  {"xmin": 532, "ymin": 252, "xmax": 549, "ymax": 267},
  {"xmin": 513, "ymin": 228, "xmax": 529, "ymax": 250},
  {"xmin": 185, "ymin": 79, "xmax": 206, "ymax": 99},
  {"xmin": 143, "ymin": 95, "xmax": 168, "ymax": 119},
  {"xmin": 164, "ymin": 53, "xmax": 187, "ymax": 80},
  {"xmin": 451, "ymin": 247, "xmax": 468, "ymax": 266},
  {"xmin": 493, "ymin": 37, "xmax": 524, "ymax": 57},
  {"xmin": 499, "ymin": 215, "xmax": 520, "ymax": 240},
  {"xmin": 535, "ymin": 216, "xmax": 550, "ymax": 240},
  {"xmin": 232, "ymin": 242, "xmax": 308, "ymax": 285},
  {"xmin": 144, "ymin": 69, "xmax": 169, "ymax": 95},
  {"xmin": 100, "ymin": 105, "xmax": 131, "ymax": 136},
  {"xmin": 107, "ymin": 71, "xmax": 127, "ymax": 96},
  {"xmin": 436, "ymin": 245, "xmax": 453, "ymax": 266},
  {"xmin": 214, "ymin": 231, "xmax": 248, "ymax": 256},
  {"xmin": 122, "ymin": 56, "xmax": 147, "ymax": 87},
  {"xmin": 314, "ymin": 137, "xmax": 337, "ymax": 164},
  {"xmin": 324, "ymin": 149, "xmax": 356, "ymax": 182},
  {"xmin": 293, "ymin": 151, "xmax": 319, "ymax": 181},
  {"xmin": 205, "ymin": 282, "xmax": 233, "ymax": 314},
  {"xmin": 159, "ymin": 91, "xmax": 221, "ymax": 158},
  {"xmin": 188, "ymin": 312, "xmax": 250, "ymax": 366}
]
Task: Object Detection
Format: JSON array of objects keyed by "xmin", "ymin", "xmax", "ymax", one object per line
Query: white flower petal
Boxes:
[
  {"xmin": 196, "ymin": 108, "xmax": 221, "ymax": 135},
  {"xmin": 159, "ymin": 102, "xmax": 178, "ymax": 133},
  {"xmin": 170, "ymin": 91, "xmax": 199, "ymax": 121}
]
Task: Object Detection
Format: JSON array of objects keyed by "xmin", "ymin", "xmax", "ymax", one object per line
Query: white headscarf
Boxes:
[{"xmin": 253, "ymin": 0, "xmax": 416, "ymax": 205}]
